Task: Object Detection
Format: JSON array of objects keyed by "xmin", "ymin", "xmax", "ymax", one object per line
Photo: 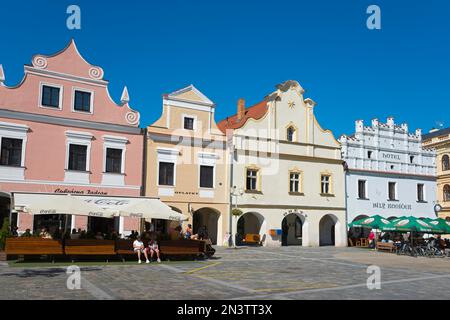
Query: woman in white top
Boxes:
[{"xmin": 133, "ymin": 236, "xmax": 150, "ymax": 264}]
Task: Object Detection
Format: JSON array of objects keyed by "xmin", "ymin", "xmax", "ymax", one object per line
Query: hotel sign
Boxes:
[
  {"xmin": 380, "ymin": 152, "xmax": 402, "ymax": 163},
  {"xmin": 372, "ymin": 202, "xmax": 412, "ymax": 210}
]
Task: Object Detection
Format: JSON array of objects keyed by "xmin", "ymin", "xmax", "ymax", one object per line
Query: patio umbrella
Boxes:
[
  {"xmin": 380, "ymin": 216, "xmax": 441, "ymax": 234},
  {"xmin": 421, "ymin": 218, "xmax": 450, "ymax": 234},
  {"xmin": 348, "ymin": 215, "xmax": 392, "ymax": 230}
]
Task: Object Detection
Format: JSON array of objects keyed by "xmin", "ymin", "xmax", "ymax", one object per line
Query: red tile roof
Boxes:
[{"xmin": 217, "ymin": 100, "xmax": 268, "ymax": 133}]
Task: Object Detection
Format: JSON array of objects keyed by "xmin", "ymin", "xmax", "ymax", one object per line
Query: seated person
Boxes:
[
  {"xmin": 70, "ymin": 228, "xmax": 80, "ymax": 240},
  {"xmin": 95, "ymin": 232, "xmax": 104, "ymax": 240},
  {"xmin": 21, "ymin": 229, "xmax": 32, "ymax": 237},
  {"xmin": 40, "ymin": 228, "xmax": 52, "ymax": 239},
  {"xmin": 133, "ymin": 236, "xmax": 149, "ymax": 264},
  {"xmin": 147, "ymin": 239, "xmax": 161, "ymax": 263},
  {"xmin": 185, "ymin": 224, "xmax": 193, "ymax": 240}
]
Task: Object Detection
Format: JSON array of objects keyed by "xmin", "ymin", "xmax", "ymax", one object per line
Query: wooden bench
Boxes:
[
  {"xmin": 243, "ymin": 234, "xmax": 261, "ymax": 245},
  {"xmin": 159, "ymin": 240, "xmax": 206, "ymax": 258},
  {"xmin": 5, "ymin": 238, "xmax": 63, "ymax": 260},
  {"xmin": 64, "ymin": 240, "xmax": 116, "ymax": 259},
  {"xmin": 376, "ymin": 242, "xmax": 395, "ymax": 253},
  {"xmin": 115, "ymin": 239, "xmax": 135, "ymax": 260}
]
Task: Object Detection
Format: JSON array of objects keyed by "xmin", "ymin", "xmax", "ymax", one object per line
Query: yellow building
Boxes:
[
  {"xmin": 422, "ymin": 128, "xmax": 450, "ymax": 220},
  {"xmin": 145, "ymin": 85, "xmax": 229, "ymax": 244}
]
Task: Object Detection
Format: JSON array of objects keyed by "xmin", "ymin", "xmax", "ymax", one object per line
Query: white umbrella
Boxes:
[{"xmin": 14, "ymin": 193, "xmax": 112, "ymax": 218}]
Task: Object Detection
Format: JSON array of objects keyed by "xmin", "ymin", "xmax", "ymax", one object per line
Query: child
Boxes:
[{"xmin": 133, "ymin": 236, "xmax": 150, "ymax": 264}]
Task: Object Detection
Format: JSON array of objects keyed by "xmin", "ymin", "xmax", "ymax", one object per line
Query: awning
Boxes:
[{"xmin": 12, "ymin": 192, "xmax": 188, "ymax": 222}]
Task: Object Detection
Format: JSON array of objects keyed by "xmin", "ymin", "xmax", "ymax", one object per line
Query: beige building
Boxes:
[
  {"xmin": 145, "ymin": 85, "xmax": 229, "ymax": 244},
  {"xmin": 422, "ymin": 128, "xmax": 450, "ymax": 220},
  {"xmin": 218, "ymin": 80, "xmax": 347, "ymax": 247}
]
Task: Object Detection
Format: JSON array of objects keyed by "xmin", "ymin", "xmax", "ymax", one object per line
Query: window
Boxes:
[
  {"xmin": 289, "ymin": 172, "xmax": 301, "ymax": 193},
  {"xmin": 41, "ymin": 85, "xmax": 60, "ymax": 108},
  {"xmin": 68, "ymin": 144, "xmax": 87, "ymax": 171},
  {"xmin": 410, "ymin": 156, "xmax": 415, "ymax": 164},
  {"xmin": 444, "ymin": 185, "xmax": 450, "ymax": 202},
  {"xmin": 105, "ymin": 148, "xmax": 122, "ymax": 173},
  {"xmin": 287, "ymin": 127, "xmax": 295, "ymax": 142},
  {"xmin": 388, "ymin": 182, "xmax": 397, "ymax": 201},
  {"xmin": 184, "ymin": 117, "xmax": 194, "ymax": 130},
  {"xmin": 358, "ymin": 180, "xmax": 367, "ymax": 199},
  {"xmin": 368, "ymin": 151, "xmax": 373, "ymax": 159},
  {"xmin": 417, "ymin": 184, "xmax": 425, "ymax": 202},
  {"xmin": 442, "ymin": 155, "xmax": 450, "ymax": 171},
  {"xmin": 199, "ymin": 165, "xmax": 214, "ymax": 188},
  {"xmin": 0, "ymin": 138, "xmax": 23, "ymax": 167},
  {"xmin": 321, "ymin": 175, "xmax": 331, "ymax": 194},
  {"xmin": 246, "ymin": 169, "xmax": 258, "ymax": 191},
  {"xmin": 158, "ymin": 162, "xmax": 174, "ymax": 186},
  {"xmin": 74, "ymin": 90, "xmax": 92, "ymax": 112}
]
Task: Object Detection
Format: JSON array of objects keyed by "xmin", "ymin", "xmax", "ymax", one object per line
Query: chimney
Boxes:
[{"xmin": 237, "ymin": 98, "xmax": 245, "ymax": 121}]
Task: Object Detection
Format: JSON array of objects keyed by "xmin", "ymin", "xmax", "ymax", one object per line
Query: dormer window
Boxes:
[
  {"xmin": 73, "ymin": 89, "xmax": 92, "ymax": 113},
  {"xmin": 286, "ymin": 126, "xmax": 296, "ymax": 142},
  {"xmin": 41, "ymin": 85, "xmax": 61, "ymax": 108},
  {"xmin": 182, "ymin": 115, "xmax": 196, "ymax": 131},
  {"xmin": 184, "ymin": 117, "xmax": 194, "ymax": 130}
]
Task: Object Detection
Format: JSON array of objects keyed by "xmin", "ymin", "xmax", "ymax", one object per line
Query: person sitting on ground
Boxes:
[
  {"xmin": 133, "ymin": 236, "xmax": 149, "ymax": 264},
  {"xmin": 147, "ymin": 239, "xmax": 161, "ymax": 263},
  {"xmin": 40, "ymin": 227, "xmax": 52, "ymax": 239}
]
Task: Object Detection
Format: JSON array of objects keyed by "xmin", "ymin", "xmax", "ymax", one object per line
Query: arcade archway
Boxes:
[
  {"xmin": 319, "ymin": 214, "xmax": 338, "ymax": 246},
  {"xmin": 0, "ymin": 192, "xmax": 11, "ymax": 230},
  {"xmin": 236, "ymin": 212, "xmax": 264, "ymax": 246},
  {"xmin": 193, "ymin": 207, "xmax": 220, "ymax": 245},
  {"xmin": 281, "ymin": 213, "xmax": 304, "ymax": 246}
]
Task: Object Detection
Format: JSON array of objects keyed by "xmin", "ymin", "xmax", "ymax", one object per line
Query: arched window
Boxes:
[
  {"xmin": 287, "ymin": 126, "xmax": 296, "ymax": 142},
  {"xmin": 444, "ymin": 185, "xmax": 450, "ymax": 202},
  {"xmin": 442, "ymin": 155, "xmax": 450, "ymax": 171}
]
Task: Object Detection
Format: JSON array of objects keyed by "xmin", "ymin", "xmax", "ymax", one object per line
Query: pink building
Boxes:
[{"xmin": 0, "ymin": 40, "xmax": 143, "ymax": 235}]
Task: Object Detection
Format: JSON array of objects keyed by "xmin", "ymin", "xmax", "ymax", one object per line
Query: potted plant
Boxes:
[{"xmin": 0, "ymin": 218, "xmax": 12, "ymax": 250}]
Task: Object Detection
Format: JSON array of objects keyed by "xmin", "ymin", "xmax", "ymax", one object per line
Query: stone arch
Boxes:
[
  {"xmin": 319, "ymin": 214, "xmax": 342, "ymax": 247},
  {"xmin": 193, "ymin": 207, "xmax": 220, "ymax": 245},
  {"xmin": 236, "ymin": 211, "xmax": 265, "ymax": 246},
  {"xmin": 281, "ymin": 213, "xmax": 305, "ymax": 246},
  {"xmin": 348, "ymin": 214, "xmax": 370, "ymax": 239}
]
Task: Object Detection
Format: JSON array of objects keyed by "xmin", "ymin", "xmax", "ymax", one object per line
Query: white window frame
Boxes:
[
  {"xmin": 157, "ymin": 148, "xmax": 179, "ymax": 187},
  {"xmin": 65, "ymin": 131, "xmax": 93, "ymax": 172},
  {"xmin": 417, "ymin": 183, "xmax": 426, "ymax": 202},
  {"xmin": 197, "ymin": 152, "xmax": 218, "ymax": 189},
  {"xmin": 39, "ymin": 82, "xmax": 64, "ymax": 111},
  {"xmin": 289, "ymin": 172, "xmax": 301, "ymax": 193},
  {"xmin": 388, "ymin": 181, "xmax": 397, "ymax": 201},
  {"xmin": 357, "ymin": 179, "xmax": 368, "ymax": 199},
  {"xmin": 71, "ymin": 87, "xmax": 94, "ymax": 114},
  {"xmin": 0, "ymin": 122, "xmax": 29, "ymax": 181},
  {"xmin": 102, "ymin": 135, "xmax": 128, "ymax": 174},
  {"xmin": 182, "ymin": 114, "xmax": 197, "ymax": 131}
]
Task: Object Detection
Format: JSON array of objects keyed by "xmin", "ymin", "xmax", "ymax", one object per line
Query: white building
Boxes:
[
  {"xmin": 218, "ymin": 80, "xmax": 347, "ymax": 247},
  {"xmin": 339, "ymin": 118, "xmax": 437, "ymax": 226}
]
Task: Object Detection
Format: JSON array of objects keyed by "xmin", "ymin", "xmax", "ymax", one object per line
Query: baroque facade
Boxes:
[
  {"xmin": 422, "ymin": 127, "xmax": 450, "ymax": 221},
  {"xmin": 145, "ymin": 85, "xmax": 229, "ymax": 245},
  {"xmin": 0, "ymin": 40, "xmax": 144, "ymax": 235},
  {"xmin": 218, "ymin": 80, "xmax": 347, "ymax": 247},
  {"xmin": 340, "ymin": 118, "xmax": 437, "ymax": 225}
]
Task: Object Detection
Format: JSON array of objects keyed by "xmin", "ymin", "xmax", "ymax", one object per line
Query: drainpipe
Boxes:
[
  {"xmin": 140, "ymin": 128, "xmax": 148, "ymax": 234},
  {"xmin": 228, "ymin": 132, "xmax": 235, "ymax": 247},
  {"xmin": 343, "ymin": 161, "xmax": 349, "ymax": 246}
]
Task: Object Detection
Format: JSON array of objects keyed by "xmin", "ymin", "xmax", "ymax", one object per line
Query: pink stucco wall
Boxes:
[{"xmin": 0, "ymin": 40, "xmax": 144, "ymax": 234}]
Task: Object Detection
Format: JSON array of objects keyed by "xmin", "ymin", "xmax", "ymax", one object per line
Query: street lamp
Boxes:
[{"xmin": 229, "ymin": 186, "xmax": 244, "ymax": 248}]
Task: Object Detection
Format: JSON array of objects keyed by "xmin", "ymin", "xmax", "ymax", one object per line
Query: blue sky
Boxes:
[{"xmin": 1, "ymin": 0, "xmax": 449, "ymax": 137}]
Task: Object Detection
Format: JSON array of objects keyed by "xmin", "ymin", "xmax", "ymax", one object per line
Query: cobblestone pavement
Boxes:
[{"xmin": 1, "ymin": 246, "xmax": 450, "ymax": 300}]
